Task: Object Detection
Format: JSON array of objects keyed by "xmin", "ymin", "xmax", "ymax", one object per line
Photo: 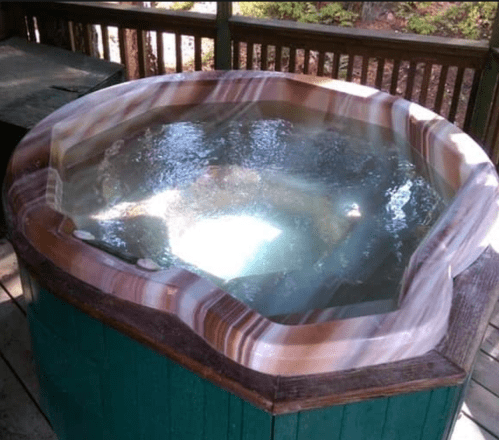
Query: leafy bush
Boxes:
[
  {"xmin": 398, "ymin": 2, "xmax": 497, "ymax": 40},
  {"xmin": 238, "ymin": 2, "xmax": 270, "ymax": 19},
  {"xmin": 317, "ymin": 3, "xmax": 359, "ymax": 27},
  {"xmin": 169, "ymin": 2, "xmax": 194, "ymax": 11},
  {"xmin": 453, "ymin": 2, "xmax": 497, "ymax": 40},
  {"xmin": 238, "ymin": 2, "xmax": 359, "ymax": 27},
  {"xmin": 407, "ymin": 15, "xmax": 437, "ymax": 35}
]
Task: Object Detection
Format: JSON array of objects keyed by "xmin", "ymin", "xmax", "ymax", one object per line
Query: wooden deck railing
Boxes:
[
  {"xmin": 230, "ymin": 16, "xmax": 489, "ymax": 133},
  {"xmin": 2, "ymin": 1, "xmax": 499, "ymax": 161}
]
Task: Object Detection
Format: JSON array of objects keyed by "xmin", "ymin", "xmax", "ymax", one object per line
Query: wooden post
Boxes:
[
  {"xmin": 490, "ymin": 6, "xmax": 499, "ymax": 48},
  {"xmin": 215, "ymin": 1, "xmax": 232, "ymax": 70},
  {"xmin": 469, "ymin": 7, "xmax": 499, "ymax": 150},
  {"xmin": 484, "ymin": 9, "xmax": 499, "ymax": 163}
]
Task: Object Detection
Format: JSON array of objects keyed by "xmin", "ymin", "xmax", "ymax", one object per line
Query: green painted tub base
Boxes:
[{"xmin": 26, "ymin": 282, "xmax": 464, "ymax": 440}]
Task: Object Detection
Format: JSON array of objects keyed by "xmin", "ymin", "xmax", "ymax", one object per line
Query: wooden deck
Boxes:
[{"xmin": 0, "ymin": 236, "xmax": 497, "ymax": 440}]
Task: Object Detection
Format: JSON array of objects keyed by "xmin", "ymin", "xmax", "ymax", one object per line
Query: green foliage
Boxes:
[
  {"xmin": 454, "ymin": 2, "xmax": 498, "ymax": 40},
  {"xmin": 238, "ymin": 2, "xmax": 270, "ymax": 19},
  {"xmin": 238, "ymin": 2, "xmax": 359, "ymax": 27},
  {"xmin": 398, "ymin": 2, "xmax": 498, "ymax": 40},
  {"xmin": 407, "ymin": 15, "xmax": 437, "ymax": 35},
  {"xmin": 317, "ymin": 3, "xmax": 359, "ymax": 27},
  {"xmin": 169, "ymin": 2, "xmax": 194, "ymax": 11},
  {"xmin": 238, "ymin": 2, "xmax": 497, "ymax": 38}
]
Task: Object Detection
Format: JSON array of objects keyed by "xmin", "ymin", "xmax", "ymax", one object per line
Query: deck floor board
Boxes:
[
  {"xmin": 0, "ymin": 275, "xmax": 40, "ymax": 402},
  {"xmin": 473, "ymin": 350, "xmax": 499, "ymax": 397},
  {"xmin": 0, "ymin": 356, "xmax": 56, "ymax": 440},
  {"xmin": 0, "ymin": 239, "xmax": 498, "ymax": 439},
  {"xmin": 489, "ymin": 301, "xmax": 499, "ymax": 328},
  {"xmin": 482, "ymin": 325, "xmax": 499, "ymax": 361},
  {"xmin": 461, "ymin": 380, "xmax": 499, "ymax": 439}
]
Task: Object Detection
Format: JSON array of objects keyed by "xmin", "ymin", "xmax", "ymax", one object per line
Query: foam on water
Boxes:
[{"xmin": 61, "ymin": 102, "xmax": 449, "ymax": 321}]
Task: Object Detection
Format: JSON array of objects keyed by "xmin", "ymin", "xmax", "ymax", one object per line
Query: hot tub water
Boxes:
[{"xmin": 60, "ymin": 102, "xmax": 448, "ymax": 321}]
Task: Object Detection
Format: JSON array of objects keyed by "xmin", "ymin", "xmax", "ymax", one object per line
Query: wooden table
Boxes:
[
  {"xmin": 0, "ymin": 36, "xmax": 124, "ymax": 232},
  {"xmin": 0, "ymin": 36, "xmax": 124, "ymax": 150}
]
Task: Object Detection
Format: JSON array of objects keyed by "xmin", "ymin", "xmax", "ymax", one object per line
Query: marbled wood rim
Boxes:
[{"xmin": 5, "ymin": 71, "xmax": 499, "ymax": 379}]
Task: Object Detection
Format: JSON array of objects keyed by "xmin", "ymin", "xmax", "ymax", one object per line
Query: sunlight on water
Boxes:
[
  {"xmin": 60, "ymin": 102, "xmax": 450, "ymax": 321},
  {"xmin": 169, "ymin": 215, "xmax": 282, "ymax": 281}
]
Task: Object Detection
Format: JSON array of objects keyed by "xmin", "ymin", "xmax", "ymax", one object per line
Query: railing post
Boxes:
[
  {"xmin": 488, "ymin": 49, "xmax": 499, "ymax": 164},
  {"xmin": 490, "ymin": 6, "xmax": 499, "ymax": 48},
  {"xmin": 215, "ymin": 1, "xmax": 232, "ymax": 70},
  {"xmin": 469, "ymin": 7, "xmax": 499, "ymax": 155}
]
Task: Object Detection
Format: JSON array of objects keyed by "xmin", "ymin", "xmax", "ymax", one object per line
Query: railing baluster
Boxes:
[
  {"xmin": 101, "ymin": 25, "xmax": 110, "ymax": 61},
  {"xmin": 83, "ymin": 23, "xmax": 92, "ymax": 56},
  {"xmin": 275, "ymin": 46, "xmax": 282, "ymax": 72},
  {"xmin": 375, "ymin": 57, "xmax": 385, "ymax": 90},
  {"xmin": 118, "ymin": 27, "xmax": 130, "ymax": 79},
  {"xmin": 246, "ymin": 42, "xmax": 253, "ymax": 70},
  {"xmin": 26, "ymin": 15, "xmax": 37, "ymax": 42},
  {"xmin": 194, "ymin": 36, "xmax": 202, "ymax": 71},
  {"xmin": 448, "ymin": 67, "xmax": 465, "ymax": 123},
  {"xmin": 175, "ymin": 33, "xmax": 182, "ymax": 73},
  {"xmin": 419, "ymin": 62, "xmax": 432, "ymax": 106},
  {"xmin": 137, "ymin": 29, "xmax": 147, "ymax": 78},
  {"xmin": 288, "ymin": 46, "xmax": 296, "ymax": 73},
  {"xmin": 233, "ymin": 40, "xmax": 240, "ymax": 70},
  {"xmin": 346, "ymin": 54, "xmax": 354, "ymax": 82},
  {"xmin": 360, "ymin": 56, "xmax": 369, "ymax": 85},
  {"xmin": 156, "ymin": 32, "xmax": 165, "ymax": 75},
  {"xmin": 261, "ymin": 44, "xmax": 268, "ymax": 71},
  {"xmin": 434, "ymin": 65, "xmax": 449, "ymax": 114},
  {"xmin": 390, "ymin": 59, "xmax": 401, "ymax": 95},
  {"xmin": 405, "ymin": 60, "xmax": 417, "ymax": 100},
  {"xmin": 317, "ymin": 51, "xmax": 325, "ymax": 77},
  {"xmin": 68, "ymin": 20, "xmax": 76, "ymax": 52},
  {"xmin": 331, "ymin": 53, "xmax": 340, "ymax": 79},
  {"xmin": 303, "ymin": 49, "xmax": 310, "ymax": 74},
  {"xmin": 463, "ymin": 69, "xmax": 482, "ymax": 133},
  {"xmin": 118, "ymin": 27, "xmax": 127, "ymax": 67}
]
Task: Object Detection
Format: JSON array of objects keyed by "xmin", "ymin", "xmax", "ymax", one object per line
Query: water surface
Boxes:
[{"xmin": 58, "ymin": 102, "xmax": 450, "ymax": 322}]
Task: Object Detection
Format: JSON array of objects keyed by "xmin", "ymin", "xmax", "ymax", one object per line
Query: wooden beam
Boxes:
[{"xmin": 215, "ymin": 1, "xmax": 231, "ymax": 70}]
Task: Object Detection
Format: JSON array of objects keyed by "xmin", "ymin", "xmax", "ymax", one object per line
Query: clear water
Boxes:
[{"xmin": 59, "ymin": 102, "xmax": 450, "ymax": 322}]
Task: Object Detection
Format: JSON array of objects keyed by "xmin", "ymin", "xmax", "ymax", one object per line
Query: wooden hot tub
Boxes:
[{"xmin": 4, "ymin": 71, "xmax": 499, "ymax": 440}]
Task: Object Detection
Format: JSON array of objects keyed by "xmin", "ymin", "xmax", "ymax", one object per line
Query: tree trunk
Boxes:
[
  {"xmin": 342, "ymin": 2, "xmax": 388, "ymax": 22},
  {"xmin": 362, "ymin": 2, "xmax": 392, "ymax": 22},
  {"xmin": 361, "ymin": 3, "xmax": 376, "ymax": 22}
]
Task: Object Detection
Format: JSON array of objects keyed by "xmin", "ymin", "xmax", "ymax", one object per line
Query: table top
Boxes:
[{"xmin": 0, "ymin": 37, "xmax": 124, "ymax": 130}]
